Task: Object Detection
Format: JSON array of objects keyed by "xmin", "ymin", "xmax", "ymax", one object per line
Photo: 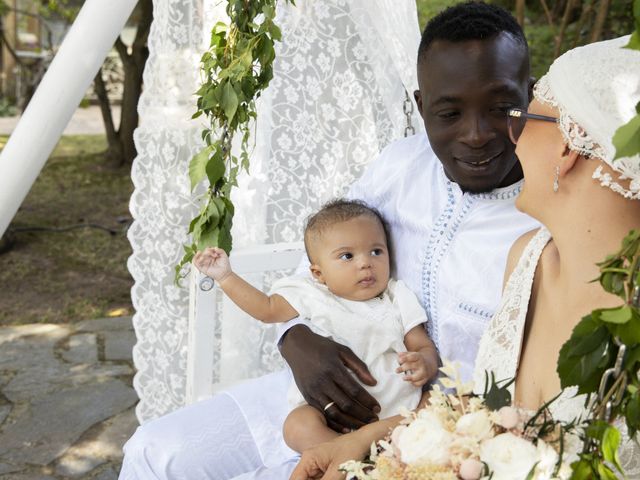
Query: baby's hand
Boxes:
[
  {"xmin": 193, "ymin": 247, "xmax": 232, "ymax": 282},
  {"xmin": 396, "ymin": 351, "xmax": 437, "ymax": 387}
]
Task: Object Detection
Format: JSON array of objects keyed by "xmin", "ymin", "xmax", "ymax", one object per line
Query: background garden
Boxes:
[{"xmin": 0, "ymin": 0, "xmax": 634, "ymax": 326}]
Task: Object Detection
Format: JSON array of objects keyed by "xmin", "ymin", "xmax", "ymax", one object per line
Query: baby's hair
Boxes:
[{"xmin": 304, "ymin": 199, "xmax": 388, "ymax": 261}]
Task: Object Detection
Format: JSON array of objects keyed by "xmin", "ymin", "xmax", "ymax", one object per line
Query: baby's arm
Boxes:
[
  {"xmin": 396, "ymin": 325, "xmax": 440, "ymax": 387},
  {"xmin": 193, "ymin": 247, "xmax": 298, "ymax": 323}
]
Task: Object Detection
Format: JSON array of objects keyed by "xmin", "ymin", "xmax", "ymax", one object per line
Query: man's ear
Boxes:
[
  {"xmin": 310, "ymin": 264, "xmax": 324, "ymax": 284},
  {"xmin": 527, "ymin": 77, "xmax": 536, "ymax": 103},
  {"xmin": 558, "ymin": 144, "xmax": 580, "ymax": 177},
  {"xmin": 414, "ymin": 90, "xmax": 424, "ymax": 118}
]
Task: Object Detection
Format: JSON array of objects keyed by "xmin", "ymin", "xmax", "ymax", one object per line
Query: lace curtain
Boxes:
[{"xmin": 129, "ymin": 0, "xmax": 423, "ymax": 424}]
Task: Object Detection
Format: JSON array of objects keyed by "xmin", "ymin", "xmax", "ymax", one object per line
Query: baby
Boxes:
[{"xmin": 193, "ymin": 199, "xmax": 439, "ymax": 452}]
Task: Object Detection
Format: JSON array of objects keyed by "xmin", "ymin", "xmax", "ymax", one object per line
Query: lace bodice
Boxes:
[{"xmin": 473, "ymin": 228, "xmax": 640, "ymax": 477}]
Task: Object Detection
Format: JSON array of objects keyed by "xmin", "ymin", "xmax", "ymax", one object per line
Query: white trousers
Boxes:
[{"xmin": 119, "ymin": 370, "xmax": 299, "ymax": 479}]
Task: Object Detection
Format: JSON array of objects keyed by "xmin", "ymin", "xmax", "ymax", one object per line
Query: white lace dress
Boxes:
[{"xmin": 473, "ymin": 228, "xmax": 640, "ymax": 477}]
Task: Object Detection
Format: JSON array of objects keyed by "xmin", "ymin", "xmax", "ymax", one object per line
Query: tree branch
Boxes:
[
  {"xmin": 554, "ymin": 0, "xmax": 575, "ymax": 58},
  {"xmin": 539, "ymin": 0, "xmax": 555, "ymax": 29},
  {"xmin": 590, "ymin": 0, "xmax": 610, "ymax": 43}
]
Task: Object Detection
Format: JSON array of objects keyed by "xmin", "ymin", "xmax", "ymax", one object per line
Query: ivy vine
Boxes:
[{"xmin": 175, "ymin": 0, "xmax": 294, "ymax": 284}]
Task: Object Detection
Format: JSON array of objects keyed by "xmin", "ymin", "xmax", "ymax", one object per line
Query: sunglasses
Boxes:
[{"xmin": 507, "ymin": 108, "xmax": 558, "ymax": 144}]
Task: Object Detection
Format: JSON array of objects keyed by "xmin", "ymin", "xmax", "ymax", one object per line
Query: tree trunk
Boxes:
[
  {"xmin": 590, "ymin": 0, "xmax": 610, "ymax": 43},
  {"xmin": 98, "ymin": 0, "xmax": 152, "ymax": 166},
  {"xmin": 515, "ymin": 0, "xmax": 526, "ymax": 28},
  {"xmin": 94, "ymin": 67, "xmax": 123, "ymax": 164}
]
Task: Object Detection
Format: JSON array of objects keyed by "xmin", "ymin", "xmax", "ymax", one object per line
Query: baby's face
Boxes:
[{"xmin": 309, "ymin": 216, "xmax": 390, "ymax": 301}]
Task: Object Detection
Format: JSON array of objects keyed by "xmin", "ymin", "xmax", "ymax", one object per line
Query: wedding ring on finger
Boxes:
[
  {"xmin": 404, "ymin": 369, "xmax": 413, "ymax": 376},
  {"xmin": 323, "ymin": 401, "xmax": 336, "ymax": 412}
]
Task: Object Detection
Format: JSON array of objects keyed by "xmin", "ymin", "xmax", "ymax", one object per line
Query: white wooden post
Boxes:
[
  {"xmin": 0, "ymin": 0, "xmax": 137, "ymax": 237},
  {"xmin": 186, "ymin": 241, "xmax": 305, "ymax": 404}
]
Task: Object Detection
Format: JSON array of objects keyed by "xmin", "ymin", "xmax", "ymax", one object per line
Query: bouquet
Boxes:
[{"xmin": 341, "ymin": 362, "xmax": 579, "ymax": 480}]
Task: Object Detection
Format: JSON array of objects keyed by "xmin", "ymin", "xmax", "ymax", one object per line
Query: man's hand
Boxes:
[
  {"xmin": 396, "ymin": 351, "xmax": 438, "ymax": 387},
  {"xmin": 280, "ymin": 325, "xmax": 380, "ymax": 433}
]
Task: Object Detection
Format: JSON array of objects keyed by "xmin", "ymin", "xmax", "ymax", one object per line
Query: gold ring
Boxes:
[{"xmin": 323, "ymin": 401, "xmax": 335, "ymax": 411}]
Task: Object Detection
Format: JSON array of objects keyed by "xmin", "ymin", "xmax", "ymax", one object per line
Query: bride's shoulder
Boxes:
[{"xmin": 502, "ymin": 228, "xmax": 543, "ymax": 287}]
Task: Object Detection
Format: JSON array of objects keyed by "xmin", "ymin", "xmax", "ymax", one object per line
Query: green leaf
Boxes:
[
  {"xmin": 612, "ymin": 310, "xmax": 640, "ymax": 344},
  {"xmin": 206, "ymin": 149, "xmax": 226, "ymax": 186},
  {"xmin": 557, "ymin": 318, "xmax": 611, "ymax": 393},
  {"xmin": 561, "ymin": 314, "xmax": 608, "ymax": 356},
  {"xmin": 625, "ymin": 31, "xmax": 640, "ymax": 51},
  {"xmin": 602, "ymin": 426, "xmax": 622, "ymax": 473},
  {"xmin": 197, "ymin": 225, "xmax": 220, "ymax": 251},
  {"xmin": 600, "ymin": 306, "xmax": 633, "ymax": 324},
  {"xmin": 570, "ymin": 459, "xmax": 593, "ymax": 480},
  {"xmin": 612, "ymin": 112, "xmax": 640, "ymax": 160},
  {"xmin": 189, "ymin": 146, "xmax": 212, "ymax": 190},
  {"xmin": 221, "ymin": 81, "xmax": 239, "ymax": 122},
  {"xmin": 597, "ymin": 463, "xmax": 618, "ymax": 480},
  {"xmin": 218, "ymin": 212, "xmax": 233, "ymax": 255},
  {"xmin": 585, "ymin": 420, "xmax": 610, "ymax": 441},
  {"xmin": 627, "ymin": 345, "xmax": 640, "ymax": 368},
  {"xmin": 482, "ymin": 371, "xmax": 514, "ymax": 410},
  {"xmin": 626, "ymin": 390, "xmax": 640, "ymax": 437}
]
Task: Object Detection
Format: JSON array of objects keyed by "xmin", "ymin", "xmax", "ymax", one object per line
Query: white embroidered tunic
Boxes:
[
  {"xmin": 271, "ymin": 277, "xmax": 425, "ymax": 418},
  {"xmin": 347, "ymin": 133, "xmax": 540, "ymax": 381}
]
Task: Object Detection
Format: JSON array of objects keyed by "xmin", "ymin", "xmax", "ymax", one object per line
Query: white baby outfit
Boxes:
[{"xmin": 271, "ymin": 277, "xmax": 426, "ymax": 418}]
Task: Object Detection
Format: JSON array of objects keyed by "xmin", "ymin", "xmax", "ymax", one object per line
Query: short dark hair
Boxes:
[
  {"xmin": 304, "ymin": 199, "xmax": 388, "ymax": 261},
  {"xmin": 418, "ymin": 1, "xmax": 527, "ymax": 63}
]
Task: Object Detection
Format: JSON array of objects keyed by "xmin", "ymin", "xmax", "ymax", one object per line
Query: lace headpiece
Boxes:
[{"xmin": 533, "ymin": 35, "xmax": 640, "ymax": 199}]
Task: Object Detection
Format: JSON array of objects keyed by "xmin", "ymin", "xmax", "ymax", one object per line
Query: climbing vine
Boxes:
[{"xmin": 176, "ymin": 0, "xmax": 295, "ymax": 283}]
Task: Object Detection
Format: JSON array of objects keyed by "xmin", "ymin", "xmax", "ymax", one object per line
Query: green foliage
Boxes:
[
  {"xmin": 176, "ymin": 0, "xmax": 295, "ymax": 284},
  {"xmin": 613, "ymin": 0, "xmax": 640, "ymax": 161},
  {"xmin": 0, "ymin": 97, "xmax": 17, "ymax": 117},
  {"xmin": 557, "ymin": 230, "xmax": 640, "ymax": 478}
]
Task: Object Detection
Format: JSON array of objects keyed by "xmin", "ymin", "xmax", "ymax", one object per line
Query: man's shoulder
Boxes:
[
  {"xmin": 360, "ymin": 133, "xmax": 439, "ymax": 182},
  {"xmin": 376, "ymin": 133, "xmax": 435, "ymax": 167}
]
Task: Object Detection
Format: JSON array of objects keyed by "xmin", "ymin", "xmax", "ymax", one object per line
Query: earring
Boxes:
[{"xmin": 553, "ymin": 166, "xmax": 560, "ymax": 193}]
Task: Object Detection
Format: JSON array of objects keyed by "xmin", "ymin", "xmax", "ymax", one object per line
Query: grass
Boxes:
[{"xmin": 0, "ymin": 135, "xmax": 134, "ymax": 325}]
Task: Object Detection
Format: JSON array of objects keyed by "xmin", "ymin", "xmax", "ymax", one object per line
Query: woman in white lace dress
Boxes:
[
  {"xmin": 471, "ymin": 34, "xmax": 640, "ymax": 476},
  {"xmin": 291, "ymin": 35, "xmax": 640, "ymax": 480}
]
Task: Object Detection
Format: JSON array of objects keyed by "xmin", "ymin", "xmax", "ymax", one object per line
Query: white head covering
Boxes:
[{"xmin": 533, "ymin": 35, "xmax": 640, "ymax": 199}]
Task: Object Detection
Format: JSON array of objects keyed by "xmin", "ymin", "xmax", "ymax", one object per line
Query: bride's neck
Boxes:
[{"xmin": 544, "ymin": 188, "xmax": 640, "ymax": 293}]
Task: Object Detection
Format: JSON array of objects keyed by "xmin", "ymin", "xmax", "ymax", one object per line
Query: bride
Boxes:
[{"xmin": 290, "ymin": 35, "xmax": 640, "ymax": 480}]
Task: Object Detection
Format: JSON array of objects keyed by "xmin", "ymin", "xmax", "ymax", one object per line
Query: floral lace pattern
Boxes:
[
  {"xmin": 129, "ymin": 0, "xmax": 422, "ymax": 423},
  {"xmin": 473, "ymin": 228, "xmax": 640, "ymax": 477}
]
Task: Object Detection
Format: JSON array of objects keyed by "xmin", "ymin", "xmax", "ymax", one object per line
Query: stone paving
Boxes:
[{"xmin": 0, "ymin": 317, "xmax": 138, "ymax": 479}]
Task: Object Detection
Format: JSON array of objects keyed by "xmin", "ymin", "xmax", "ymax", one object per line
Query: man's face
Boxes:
[{"xmin": 415, "ymin": 33, "xmax": 532, "ymax": 193}]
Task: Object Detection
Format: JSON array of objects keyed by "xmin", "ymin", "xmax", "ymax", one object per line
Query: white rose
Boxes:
[
  {"xmin": 532, "ymin": 440, "xmax": 559, "ymax": 479},
  {"xmin": 480, "ymin": 432, "xmax": 537, "ymax": 480},
  {"xmin": 455, "ymin": 410, "xmax": 494, "ymax": 440},
  {"xmin": 393, "ymin": 411, "xmax": 453, "ymax": 466}
]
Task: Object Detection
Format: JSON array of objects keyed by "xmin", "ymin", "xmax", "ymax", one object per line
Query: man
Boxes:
[{"xmin": 120, "ymin": 3, "xmax": 539, "ymax": 479}]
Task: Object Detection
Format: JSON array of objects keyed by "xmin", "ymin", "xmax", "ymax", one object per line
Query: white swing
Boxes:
[{"xmin": 130, "ymin": 0, "xmax": 424, "ymax": 424}]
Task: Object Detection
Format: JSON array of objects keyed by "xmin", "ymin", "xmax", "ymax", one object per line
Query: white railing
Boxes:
[
  {"xmin": 0, "ymin": 0, "xmax": 137, "ymax": 237},
  {"xmin": 186, "ymin": 241, "xmax": 305, "ymax": 404}
]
